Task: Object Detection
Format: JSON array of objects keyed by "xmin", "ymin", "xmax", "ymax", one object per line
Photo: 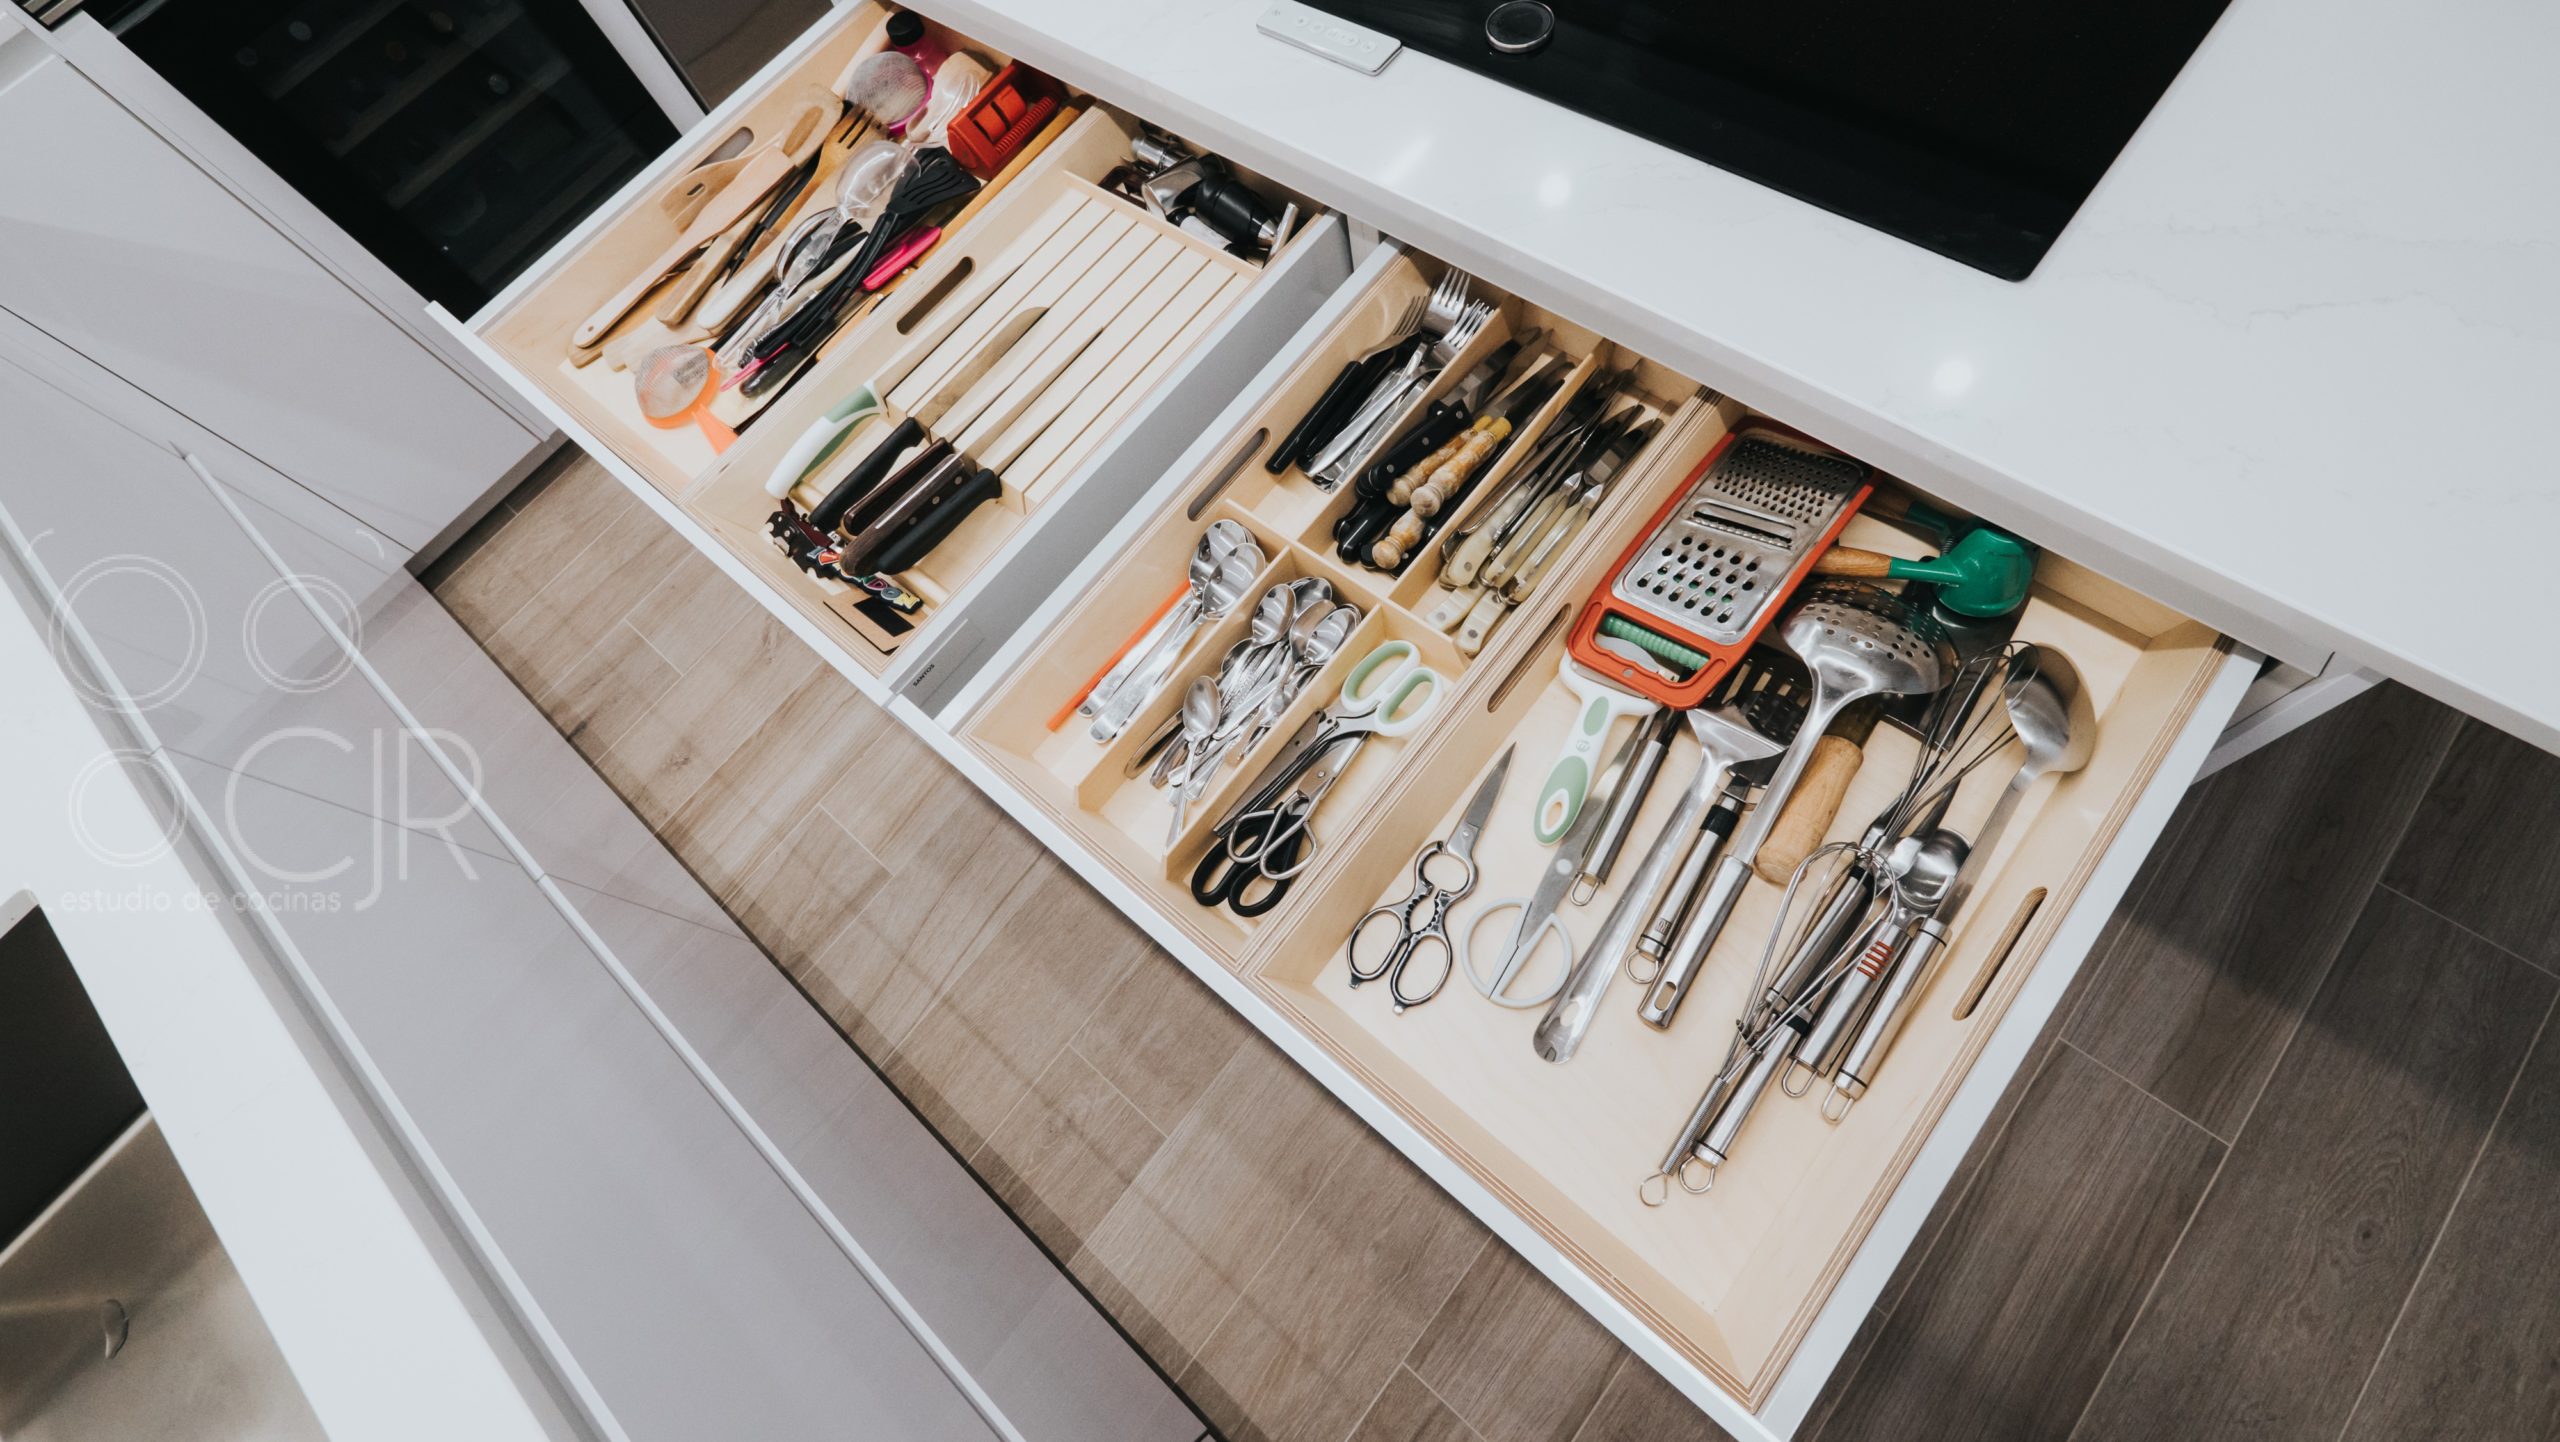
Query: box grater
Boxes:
[{"xmin": 1566, "ymin": 429, "xmax": 1871, "ymax": 709}]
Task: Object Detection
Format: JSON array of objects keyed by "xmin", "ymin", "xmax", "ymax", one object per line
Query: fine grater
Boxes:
[{"xmin": 1565, "ymin": 429, "xmax": 1872, "ymax": 709}]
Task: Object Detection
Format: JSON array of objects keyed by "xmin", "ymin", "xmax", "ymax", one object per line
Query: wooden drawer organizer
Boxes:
[
  {"xmin": 463, "ymin": 3, "xmax": 1324, "ymax": 670},
  {"xmin": 959, "ymin": 251, "xmax": 1735, "ymax": 971},
  {"xmin": 958, "ymin": 249, "xmax": 2231, "ymax": 1410}
]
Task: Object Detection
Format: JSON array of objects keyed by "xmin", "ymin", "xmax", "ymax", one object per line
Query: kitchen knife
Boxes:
[
  {"xmin": 912, "ymin": 306, "xmax": 1050, "ymax": 435},
  {"xmin": 1268, "ymin": 359, "xmax": 1365, "ymax": 473},
  {"xmin": 1353, "ymin": 336, "xmax": 1528, "ymax": 498},
  {"xmin": 840, "ymin": 331, "xmax": 1102, "ymax": 573},
  {"xmin": 864, "ymin": 468, "xmax": 1004, "ymax": 575},
  {"xmin": 837, "ymin": 439, "xmax": 954, "ymax": 540},
  {"xmin": 806, "ymin": 416, "xmax": 924, "ymax": 531}
]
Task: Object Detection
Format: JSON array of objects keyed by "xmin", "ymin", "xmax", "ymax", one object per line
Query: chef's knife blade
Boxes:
[{"xmin": 913, "ymin": 306, "xmax": 1049, "ymax": 433}]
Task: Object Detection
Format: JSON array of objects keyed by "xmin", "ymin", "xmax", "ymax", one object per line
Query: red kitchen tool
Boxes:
[
  {"xmin": 947, "ymin": 63, "xmax": 1061, "ymax": 177},
  {"xmin": 1565, "ymin": 427, "xmax": 1870, "ymax": 708}
]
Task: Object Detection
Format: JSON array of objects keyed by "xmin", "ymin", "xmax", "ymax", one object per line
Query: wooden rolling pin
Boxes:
[{"xmin": 1753, "ymin": 698, "xmax": 1883, "ymax": 884}]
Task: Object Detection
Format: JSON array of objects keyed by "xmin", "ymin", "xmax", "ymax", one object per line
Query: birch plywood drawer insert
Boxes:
[
  {"xmin": 957, "ymin": 251, "xmax": 1730, "ymax": 972},
  {"xmin": 462, "ymin": 1, "xmax": 1327, "ymax": 671},
  {"xmin": 955, "ymin": 243, "xmax": 2243, "ymax": 1427}
]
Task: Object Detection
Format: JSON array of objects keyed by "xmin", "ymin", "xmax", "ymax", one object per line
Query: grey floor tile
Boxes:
[
  {"xmin": 2384, "ymin": 717, "xmax": 2560, "ymax": 974},
  {"xmin": 2071, "ymin": 889, "xmax": 2554, "ymax": 1442},
  {"xmin": 1820, "ymin": 1046, "xmax": 2222, "ymax": 1442},
  {"xmin": 2066, "ymin": 683, "xmax": 2460, "ymax": 1137}
]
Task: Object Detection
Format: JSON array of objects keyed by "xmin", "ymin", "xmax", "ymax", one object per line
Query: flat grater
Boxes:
[{"xmin": 1566, "ymin": 428, "xmax": 1871, "ymax": 709}]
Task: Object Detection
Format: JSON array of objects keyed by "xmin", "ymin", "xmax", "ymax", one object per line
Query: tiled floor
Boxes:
[{"xmin": 429, "ymin": 450, "xmax": 2560, "ymax": 1442}]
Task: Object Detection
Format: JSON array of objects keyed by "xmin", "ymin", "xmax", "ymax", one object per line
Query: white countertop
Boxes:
[{"xmin": 933, "ymin": 0, "xmax": 2560, "ymax": 751}]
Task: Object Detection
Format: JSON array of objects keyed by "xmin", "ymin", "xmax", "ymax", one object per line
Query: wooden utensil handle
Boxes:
[
  {"xmin": 1369, "ymin": 510, "xmax": 1427, "ymax": 570},
  {"xmin": 1413, "ymin": 421, "xmax": 1506, "ymax": 516},
  {"xmin": 658, "ymin": 212, "xmax": 756, "ymax": 324},
  {"xmin": 1753, "ymin": 734, "xmax": 1865, "ymax": 884},
  {"xmin": 1813, "ymin": 546, "xmax": 1898, "ymax": 578},
  {"xmin": 1387, "ymin": 432, "xmax": 1471, "ymax": 507}
]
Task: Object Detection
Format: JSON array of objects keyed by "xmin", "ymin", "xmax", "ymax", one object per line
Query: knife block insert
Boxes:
[{"xmin": 471, "ymin": 2, "xmax": 1325, "ymax": 673}]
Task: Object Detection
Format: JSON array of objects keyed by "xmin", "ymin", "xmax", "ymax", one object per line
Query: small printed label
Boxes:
[{"xmin": 1257, "ymin": 0, "xmax": 1401, "ymax": 76}]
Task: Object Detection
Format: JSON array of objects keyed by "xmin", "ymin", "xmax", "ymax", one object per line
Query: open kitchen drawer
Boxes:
[
  {"xmin": 939, "ymin": 237, "xmax": 2253, "ymax": 1437},
  {"xmin": 440, "ymin": 2, "xmax": 1346, "ymax": 699}
]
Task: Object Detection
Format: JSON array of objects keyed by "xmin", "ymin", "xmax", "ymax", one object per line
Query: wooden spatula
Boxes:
[{"xmin": 575, "ymin": 145, "xmax": 800, "ymax": 349}]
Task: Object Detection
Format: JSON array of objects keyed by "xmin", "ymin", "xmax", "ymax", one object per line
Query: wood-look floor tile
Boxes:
[
  {"xmin": 666, "ymin": 668, "xmax": 881, "ymax": 903},
  {"xmin": 2384, "ymin": 717, "xmax": 2560, "ymax": 974},
  {"xmin": 621, "ymin": 546, "xmax": 759, "ymax": 673},
  {"xmin": 1074, "ymin": 1041, "xmax": 1364, "ymax": 1380},
  {"xmin": 590, "ymin": 609, "xmax": 821, "ymax": 826},
  {"xmin": 1406, "ymin": 1244, "xmax": 1623, "ymax": 1442},
  {"xmin": 797, "ymin": 779, "xmax": 1044, "ymax": 1057},
  {"xmin": 973, "ymin": 1047, "xmax": 1164, "ymax": 1261},
  {"xmin": 816, "ymin": 714, "xmax": 978, "ymax": 864},
  {"xmin": 488, "ymin": 505, "xmax": 691, "ymax": 705},
  {"xmin": 1071, "ymin": 953, "xmax": 1253, "ymax": 1134},
  {"xmin": 1347, "ymin": 1369, "xmax": 1486, "ymax": 1442},
  {"xmin": 2071, "ymin": 890, "xmax": 2554, "ymax": 1442},
  {"xmin": 428, "ymin": 457, "xmax": 624, "ymax": 637},
  {"xmin": 2066, "ymin": 683, "xmax": 2460, "ymax": 1137},
  {"xmin": 1819, "ymin": 1046, "xmax": 2222, "ymax": 1442},
  {"xmin": 1567, "ymin": 1355, "xmax": 1733, "ymax": 1442},
  {"xmin": 1180, "ymin": 1133, "xmax": 1486, "ymax": 1442},
  {"xmin": 537, "ymin": 620, "xmax": 679, "ymax": 764},
  {"xmin": 729, "ymin": 803, "xmax": 889, "ymax": 979},
  {"xmin": 417, "ymin": 497, "xmax": 511, "ymax": 591},
  {"xmin": 889, "ymin": 855, "xmax": 1155, "ymax": 1156},
  {"xmin": 2340, "ymin": 1015, "xmax": 2560, "ymax": 1441},
  {"xmin": 1798, "ymin": 1306, "xmax": 1886, "ymax": 1441}
]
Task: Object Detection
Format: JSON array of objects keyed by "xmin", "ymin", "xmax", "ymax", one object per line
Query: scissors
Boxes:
[
  {"xmin": 1215, "ymin": 639, "xmax": 1446, "ymax": 873},
  {"xmin": 1462, "ymin": 720, "xmax": 1648, "ymax": 1008},
  {"xmin": 1345, "ymin": 748, "xmax": 1510, "ymax": 1012},
  {"xmin": 1190, "ymin": 811, "xmax": 1307, "ymax": 917}
]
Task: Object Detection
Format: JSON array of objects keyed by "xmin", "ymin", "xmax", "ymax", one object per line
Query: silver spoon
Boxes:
[
  {"xmin": 1164, "ymin": 677, "xmax": 1222, "ymax": 842},
  {"xmin": 1085, "ymin": 528, "xmax": 1226, "ymax": 723},
  {"xmin": 1823, "ymin": 828, "xmax": 1973, "ymax": 1115}
]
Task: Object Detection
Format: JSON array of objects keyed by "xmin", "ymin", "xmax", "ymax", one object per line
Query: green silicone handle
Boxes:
[{"xmin": 1534, "ymin": 694, "xmax": 1615, "ymax": 845}]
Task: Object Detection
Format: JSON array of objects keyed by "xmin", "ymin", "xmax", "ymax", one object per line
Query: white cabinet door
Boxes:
[
  {"xmin": 169, "ymin": 754, "xmax": 1007, "ymax": 1442},
  {"xmin": 0, "ymin": 55, "xmax": 536, "ymax": 548}
]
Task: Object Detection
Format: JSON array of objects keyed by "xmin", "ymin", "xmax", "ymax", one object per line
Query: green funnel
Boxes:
[{"xmin": 1882, "ymin": 527, "xmax": 2037, "ymax": 617}]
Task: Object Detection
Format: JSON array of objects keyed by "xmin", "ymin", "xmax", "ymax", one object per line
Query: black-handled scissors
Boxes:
[
  {"xmin": 1191, "ymin": 811, "xmax": 1307, "ymax": 918},
  {"xmin": 1343, "ymin": 746, "xmax": 1509, "ymax": 1013}
]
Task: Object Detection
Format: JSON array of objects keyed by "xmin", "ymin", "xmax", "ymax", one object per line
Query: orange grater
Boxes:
[{"xmin": 1566, "ymin": 427, "xmax": 1872, "ymax": 709}]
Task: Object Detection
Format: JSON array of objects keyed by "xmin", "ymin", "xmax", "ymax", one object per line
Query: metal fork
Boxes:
[
  {"xmin": 1313, "ymin": 298, "xmax": 1494, "ymax": 488},
  {"xmin": 1304, "ymin": 272, "xmax": 1476, "ymax": 481}
]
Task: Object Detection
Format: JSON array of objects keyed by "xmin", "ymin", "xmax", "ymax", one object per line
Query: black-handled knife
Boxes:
[
  {"xmin": 838, "ymin": 439, "xmax": 953, "ymax": 540},
  {"xmin": 808, "ymin": 416, "xmax": 926, "ymax": 532},
  {"xmin": 864, "ymin": 469, "xmax": 1003, "ymax": 575},
  {"xmin": 838, "ymin": 449, "xmax": 975, "ymax": 573},
  {"xmin": 1269, "ymin": 359, "xmax": 1365, "ymax": 474}
]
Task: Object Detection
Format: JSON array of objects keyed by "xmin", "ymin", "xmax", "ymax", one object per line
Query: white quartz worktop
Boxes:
[{"xmin": 930, "ymin": 0, "xmax": 2560, "ymax": 751}]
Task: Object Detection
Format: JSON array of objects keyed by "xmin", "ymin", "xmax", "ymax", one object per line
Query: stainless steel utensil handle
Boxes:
[
  {"xmin": 1092, "ymin": 606, "xmax": 1208, "ymax": 739},
  {"xmin": 1658, "ymin": 1044, "xmax": 1757, "ymax": 1177},
  {"xmin": 1635, "ymin": 853, "xmax": 1752, "ymax": 1028},
  {"xmin": 1581, "ymin": 715, "xmax": 1674, "ymax": 897},
  {"xmin": 1833, "ymin": 918, "xmax": 1944, "ymax": 1100},
  {"xmin": 1084, "ymin": 597, "xmax": 1195, "ymax": 719},
  {"xmin": 1929, "ymin": 765, "xmax": 2036, "ymax": 934},
  {"xmin": 1533, "ymin": 777, "xmax": 1713, "ymax": 1064},
  {"xmin": 1798, "ymin": 911, "xmax": 1902, "ymax": 1074},
  {"xmin": 1758, "ymin": 873, "xmax": 1873, "ymax": 1030},
  {"xmin": 1640, "ymin": 790, "xmax": 1742, "ymax": 960},
  {"xmin": 1696, "ymin": 1031, "xmax": 1795, "ymax": 1168}
]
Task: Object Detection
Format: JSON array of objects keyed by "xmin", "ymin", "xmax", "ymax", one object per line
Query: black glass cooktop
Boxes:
[{"xmin": 1300, "ymin": 0, "xmax": 2232, "ymax": 279}]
